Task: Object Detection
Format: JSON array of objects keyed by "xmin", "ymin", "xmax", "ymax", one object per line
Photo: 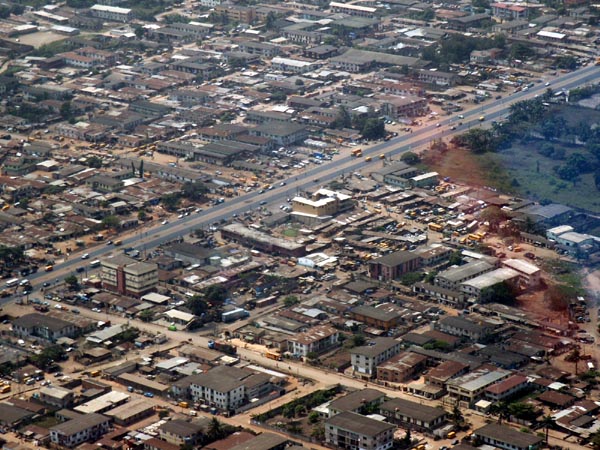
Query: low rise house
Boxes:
[
  {"xmin": 473, "ymin": 423, "xmax": 543, "ymax": 450},
  {"xmin": 158, "ymin": 417, "xmax": 210, "ymax": 446},
  {"xmin": 380, "ymin": 398, "xmax": 447, "ymax": 433},
  {"xmin": 326, "ymin": 411, "xmax": 396, "ymax": 450},
  {"xmin": 328, "ymin": 389, "xmax": 386, "ymax": 417},
  {"xmin": 39, "ymin": 386, "xmax": 74, "ymax": 408}
]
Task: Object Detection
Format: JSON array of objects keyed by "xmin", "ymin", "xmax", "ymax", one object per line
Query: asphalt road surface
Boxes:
[{"xmin": 4, "ymin": 64, "xmax": 600, "ymax": 299}]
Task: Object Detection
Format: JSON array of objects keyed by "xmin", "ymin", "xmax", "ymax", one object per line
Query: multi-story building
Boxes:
[
  {"xmin": 12, "ymin": 313, "xmax": 80, "ymax": 342},
  {"xmin": 50, "ymin": 413, "xmax": 111, "ymax": 448},
  {"xmin": 330, "ymin": 1, "xmax": 376, "ymax": 17},
  {"xmin": 484, "ymin": 374, "xmax": 529, "ymax": 402},
  {"xmin": 220, "ymin": 223, "xmax": 306, "ymax": 257},
  {"xmin": 379, "ymin": 95, "xmax": 428, "ymax": 119},
  {"xmin": 90, "ymin": 4, "xmax": 132, "ymax": 22},
  {"xmin": 436, "ymin": 316, "xmax": 495, "ymax": 343},
  {"xmin": 158, "ymin": 418, "xmax": 210, "ymax": 446},
  {"xmin": 380, "ymin": 398, "xmax": 446, "ymax": 434},
  {"xmin": 491, "ymin": 2, "xmax": 528, "ymax": 19},
  {"xmin": 368, "ymin": 251, "xmax": 421, "ymax": 281},
  {"xmin": 446, "ymin": 368, "xmax": 511, "ymax": 405},
  {"xmin": 292, "ymin": 188, "xmax": 354, "ymax": 221},
  {"xmin": 434, "ymin": 260, "xmax": 495, "ymax": 291},
  {"xmin": 377, "ymin": 352, "xmax": 428, "ymax": 383},
  {"xmin": 288, "ymin": 325, "xmax": 339, "ymax": 357},
  {"xmin": 459, "ymin": 268, "xmax": 520, "ymax": 302},
  {"xmin": 214, "ymin": 4, "xmax": 255, "ymax": 23},
  {"xmin": 100, "ymin": 254, "xmax": 158, "ymax": 297},
  {"xmin": 501, "ymin": 259, "xmax": 541, "ymax": 288},
  {"xmin": 351, "ymin": 338, "xmax": 402, "ymax": 379},
  {"xmin": 326, "ymin": 412, "xmax": 396, "ymax": 450}
]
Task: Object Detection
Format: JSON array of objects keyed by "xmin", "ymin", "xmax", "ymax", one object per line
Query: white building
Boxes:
[
  {"xmin": 90, "ymin": 4, "xmax": 133, "ymax": 22},
  {"xmin": 50, "ymin": 413, "xmax": 111, "ymax": 448},
  {"xmin": 501, "ymin": 259, "xmax": 541, "ymax": 288},
  {"xmin": 288, "ymin": 325, "xmax": 339, "ymax": 357}
]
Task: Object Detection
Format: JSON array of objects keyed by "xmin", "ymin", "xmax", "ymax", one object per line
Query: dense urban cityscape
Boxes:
[{"xmin": 0, "ymin": 0, "xmax": 599, "ymax": 449}]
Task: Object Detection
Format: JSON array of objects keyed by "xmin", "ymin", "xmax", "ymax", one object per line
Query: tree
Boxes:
[
  {"xmin": 60, "ymin": 101, "xmax": 73, "ymax": 120},
  {"xmin": 452, "ymin": 405, "xmax": 464, "ymax": 425},
  {"xmin": 101, "ymin": 215, "xmax": 120, "ymax": 230},
  {"xmin": 182, "ymin": 182, "xmax": 208, "ymax": 201},
  {"xmin": 481, "ymin": 281, "xmax": 516, "ymax": 305},
  {"xmin": 351, "ymin": 334, "xmax": 366, "ymax": 347},
  {"xmin": 265, "ymin": 11, "xmax": 277, "ymax": 29},
  {"xmin": 400, "ymin": 151, "xmax": 421, "ymax": 165},
  {"xmin": 294, "ymin": 404, "xmax": 306, "ymax": 417},
  {"xmin": 282, "ymin": 405, "xmax": 294, "ymax": 418},
  {"xmin": 566, "ymin": 347, "xmax": 582, "ymax": 375},
  {"xmin": 306, "ymin": 351, "xmax": 318, "ymax": 362},
  {"xmin": 361, "ymin": 118, "xmax": 386, "ymax": 140},
  {"xmin": 139, "ymin": 309, "xmax": 155, "ymax": 322},
  {"xmin": 451, "ymin": 128, "xmax": 497, "ymax": 154},
  {"xmin": 592, "ymin": 432, "xmax": 600, "ymax": 450},
  {"xmin": 85, "ymin": 155, "xmax": 103, "ymax": 168},
  {"xmin": 400, "ymin": 272, "xmax": 424, "ymax": 286},
  {"xmin": 308, "ymin": 411, "xmax": 320, "ymax": 424},
  {"xmin": 134, "ymin": 25, "xmax": 145, "ymax": 38},
  {"xmin": 30, "ymin": 345, "xmax": 66, "ymax": 369},
  {"xmin": 283, "ymin": 295, "xmax": 299, "ymax": 307},
  {"xmin": 333, "ymin": 106, "xmax": 352, "ymax": 129},
  {"xmin": 137, "ymin": 209, "xmax": 147, "ymax": 221},
  {"xmin": 207, "ymin": 417, "xmax": 225, "ymax": 440},
  {"xmin": 311, "ymin": 424, "xmax": 325, "ymax": 440},
  {"xmin": 480, "ymin": 206, "xmax": 507, "ymax": 231},
  {"xmin": 161, "ymin": 193, "xmax": 181, "ymax": 211},
  {"xmin": 64, "ymin": 274, "xmax": 78, "ymax": 289},
  {"xmin": 507, "ymin": 402, "xmax": 539, "ymax": 421},
  {"xmin": 187, "ymin": 295, "xmax": 208, "ymax": 316},
  {"xmin": 205, "ymin": 285, "xmax": 227, "ymax": 304}
]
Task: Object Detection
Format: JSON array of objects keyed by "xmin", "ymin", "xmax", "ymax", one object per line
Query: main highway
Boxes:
[{"xmin": 4, "ymin": 63, "xmax": 600, "ymax": 299}]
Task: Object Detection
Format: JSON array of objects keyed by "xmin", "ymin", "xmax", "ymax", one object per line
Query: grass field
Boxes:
[{"xmin": 496, "ymin": 142, "xmax": 599, "ymax": 213}]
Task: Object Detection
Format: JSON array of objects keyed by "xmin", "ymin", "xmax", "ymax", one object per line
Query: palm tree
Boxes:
[
  {"xmin": 541, "ymin": 415, "xmax": 554, "ymax": 443},
  {"xmin": 207, "ymin": 417, "xmax": 224, "ymax": 440}
]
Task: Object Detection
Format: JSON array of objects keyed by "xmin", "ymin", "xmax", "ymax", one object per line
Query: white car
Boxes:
[{"xmin": 81, "ymin": 253, "xmax": 90, "ymax": 260}]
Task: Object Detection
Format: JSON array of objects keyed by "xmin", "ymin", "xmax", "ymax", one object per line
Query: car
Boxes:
[
  {"xmin": 178, "ymin": 214, "xmax": 184, "ymax": 219},
  {"xmin": 106, "ymin": 240, "xmax": 113, "ymax": 245},
  {"xmin": 450, "ymin": 126, "xmax": 456, "ymax": 130},
  {"xmin": 259, "ymin": 201, "xmax": 267, "ymax": 205},
  {"xmin": 42, "ymin": 282, "xmax": 50, "ymax": 288},
  {"xmin": 72, "ymin": 309, "xmax": 80, "ymax": 314},
  {"xmin": 280, "ymin": 182, "xmax": 286, "ymax": 186},
  {"xmin": 161, "ymin": 220, "xmax": 168, "ymax": 225},
  {"xmin": 436, "ymin": 123, "xmax": 441, "ymax": 127},
  {"xmin": 258, "ymin": 189, "xmax": 265, "ymax": 194},
  {"xmin": 76, "ymin": 267, "xmax": 85, "ymax": 273},
  {"xmin": 81, "ymin": 253, "xmax": 90, "ymax": 260},
  {"xmin": 144, "ymin": 392, "xmax": 154, "ymax": 398},
  {"xmin": 92, "ymin": 308, "xmax": 101, "ymax": 313},
  {"xmin": 545, "ymin": 82, "xmax": 551, "ymax": 86}
]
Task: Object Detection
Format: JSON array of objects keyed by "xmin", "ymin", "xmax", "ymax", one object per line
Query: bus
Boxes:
[
  {"xmin": 351, "ymin": 148, "xmax": 363, "ymax": 157},
  {"xmin": 365, "ymin": 156, "xmax": 372, "ymax": 162},
  {"xmin": 90, "ymin": 260, "xmax": 101, "ymax": 268},
  {"xmin": 428, "ymin": 223, "xmax": 444, "ymax": 232},
  {"xmin": 5, "ymin": 278, "xmax": 19, "ymax": 288},
  {"xmin": 265, "ymin": 351, "xmax": 282, "ymax": 361},
  {"xmin": 468, "ymin": 233, "xmax": 482, "ymax": 242},
  {"xmin": 45, "ymin": 265, "xmax": 54, "ymax": 272}
]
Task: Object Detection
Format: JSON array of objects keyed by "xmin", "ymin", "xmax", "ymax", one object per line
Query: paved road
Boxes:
[{"xmin": 4, "ymin": 64, "xmax": 600, "ymax": 299}]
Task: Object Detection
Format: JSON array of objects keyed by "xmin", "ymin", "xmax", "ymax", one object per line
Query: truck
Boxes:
[
  {"xmin": 312, "ymin": 152, "xmax": 325, "ymax": 159},
  {"xmin": 207, "ymin": 340, "xmax": 237, "ymax": 355},
  {"xmin": 221, "ymin": 308, "xmax": 249, "ymax": 323}
]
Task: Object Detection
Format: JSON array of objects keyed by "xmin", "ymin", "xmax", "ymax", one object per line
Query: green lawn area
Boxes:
[
  {"xmin": 283, "ymin": 228, "xmax": 298, "ymax": 238},
  {"xmin": 496, "ymin": 142, "xmax": 600, "ymax": 213}
]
